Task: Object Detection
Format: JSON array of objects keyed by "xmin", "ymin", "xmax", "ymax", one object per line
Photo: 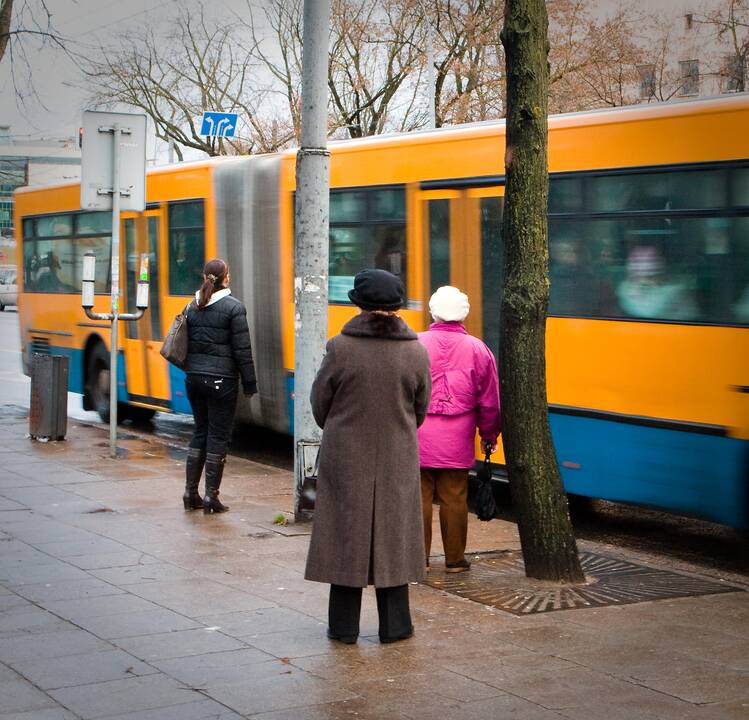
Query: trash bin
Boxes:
[{"xmin": 29, "ymin": 354, "xmax": 69, "ymax": 441}]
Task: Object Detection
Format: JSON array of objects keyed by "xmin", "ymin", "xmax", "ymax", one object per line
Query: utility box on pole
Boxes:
[{"xmin": 294, "ymin": 0, "xmax": 331, "ymax": 519}]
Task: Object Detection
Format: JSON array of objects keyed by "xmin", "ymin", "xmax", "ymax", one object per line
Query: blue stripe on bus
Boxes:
[
  {"xmin": 168, "ymin": 364, "xmax": 192, "ymax": 414},
  {"xmin": 550, "ymin": 412, "xmax": 749, "ymax": 529}
]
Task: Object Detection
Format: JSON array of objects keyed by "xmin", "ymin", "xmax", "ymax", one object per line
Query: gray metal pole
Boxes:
[
  {"xmin": 294, "ymin": 0, "xmax": 330, "ymax": 520},
  {"xmin": 109, "ymin": 125, "xmax": 121, "ymax": 458},
  {"xmin": 426, "ymin": 21, "xmax": 436, "ymax": 129}
]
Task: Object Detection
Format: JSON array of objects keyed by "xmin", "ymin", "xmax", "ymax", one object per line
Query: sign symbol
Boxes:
[{"xmin": 200, "ymin": 112, "xmax": 238, "ymax": 138}]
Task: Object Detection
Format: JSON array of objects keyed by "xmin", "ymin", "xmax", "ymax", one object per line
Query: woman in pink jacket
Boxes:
[{"xmin": 418, "ymin": 286, "xmax": 502, "ymax": 572}]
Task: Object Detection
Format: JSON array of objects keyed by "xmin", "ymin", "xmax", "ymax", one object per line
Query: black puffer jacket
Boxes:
[{"xmin": 185, "ymin": 293, "xmax": 257, "ymax": 395}]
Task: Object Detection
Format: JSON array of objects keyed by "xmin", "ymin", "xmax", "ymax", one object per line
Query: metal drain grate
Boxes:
[{"xmin": 423, "ymin": 550, "xmax": 743, "ymax": 615}]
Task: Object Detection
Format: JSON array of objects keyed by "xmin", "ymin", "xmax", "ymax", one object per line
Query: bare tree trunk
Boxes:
[
  {"xmin": 500, "ymin": 0, "xmax": 584, "ymax": 583},
  {"xmin": 0, "ymin": 0, "xmax": 13, "ymax": 63}
]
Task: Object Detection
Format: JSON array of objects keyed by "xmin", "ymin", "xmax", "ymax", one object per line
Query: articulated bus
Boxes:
[{"xmin": 14, "ymin": 95, "xmax": 749, "ymax": 528}]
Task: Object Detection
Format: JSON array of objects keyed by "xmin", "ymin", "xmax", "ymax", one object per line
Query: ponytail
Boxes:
[{"xmin": 197, "ymin": 258, "xmax": 229, "ymax": 310}]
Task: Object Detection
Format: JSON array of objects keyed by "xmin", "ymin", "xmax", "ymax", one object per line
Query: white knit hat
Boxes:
[{"xmin": 429, "ymin": 286, "xmax": 470, "ymax": 322}]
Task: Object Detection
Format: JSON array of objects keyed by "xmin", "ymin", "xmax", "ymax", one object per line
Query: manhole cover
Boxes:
[{"xmin": 423, "ymin": 550, "xmax": 743, "ymax": 615}]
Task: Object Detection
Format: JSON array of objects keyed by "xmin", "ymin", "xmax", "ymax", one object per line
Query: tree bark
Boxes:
[
  {"xmin": 0, "ymin": 0, "xmax": 13, "ymax": 64},
  {"xmin": 499, "ymin": 0, "xmax": 584, "ymax": 583}
]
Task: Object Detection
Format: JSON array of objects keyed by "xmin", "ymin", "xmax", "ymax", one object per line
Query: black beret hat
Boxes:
[{"xmin": 348, "ymin": 268, "xmax": 405, "ymax": 311}]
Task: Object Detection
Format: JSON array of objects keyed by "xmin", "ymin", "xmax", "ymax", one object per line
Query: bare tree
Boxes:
[
  {"xmin": 328, "ymin": 0, "xmax": 425, "ymax": 137},
  {"xmin": 243, "ymin": 0, "xmax": 305, "ymax": 141},
  {"xmin": 428, "ymin": 0, "xmax": 505, "ymax": 126},
  {"xmin": 695, "ymin": 0, "xmax": 749, "ymax": 92},
  {"xmin": 80, "ymin": 4, "xmax": 294, "ymax": 158},
  {"xmin": 1, "ymin": 0, "xmax": 68, "ymax": 106},
  {"xmin": 547, "ymin": 0, "xmax": 645, "ymax": 112}
]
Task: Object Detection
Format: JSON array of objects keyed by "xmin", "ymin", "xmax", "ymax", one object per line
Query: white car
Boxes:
[{"xmin": 0, "ymin": 267, "xmax": 17, "ymax": 311}]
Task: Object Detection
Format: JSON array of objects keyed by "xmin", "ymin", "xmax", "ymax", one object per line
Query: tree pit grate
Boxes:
[{"xmin": 423, "ymin": 550, "xmax": 744, "ymax": 615}]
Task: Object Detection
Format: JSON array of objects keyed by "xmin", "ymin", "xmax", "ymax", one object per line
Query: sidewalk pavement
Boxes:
[{"xmin": 0, "ymin": 408, "xmax": 747, "ymax": 720}]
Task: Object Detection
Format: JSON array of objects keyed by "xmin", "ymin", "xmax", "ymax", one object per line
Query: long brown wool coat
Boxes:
[{"xmin": 304, "ymin": 312, "xmax": 432, "ymax": 588}]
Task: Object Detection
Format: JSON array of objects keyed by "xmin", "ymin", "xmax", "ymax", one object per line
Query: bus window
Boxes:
[
  {"xmin": 168, "ymin": 201, "xmax": 205, "ymax": 296},
  {"xmin": 549, "ymin": 215, "xmax": 749, "ymax": 325},
  {"xmin": 328, "ymin": 187, "xmax": 406, "ymax": 303},
  {"xmin": 125, "ymin": 219, "xmax": 140, "ymax": 340},
  {"xmin": 733, "ymin": 167, "xmax": 749, "ymax": 207},
  {"xmin": 428, "ymin": 199, "xmax": 450, "ymax": 295},
  {"xmin": 587, "ymin": 169, "xmax": 730, "ymax": 213},
  {"xmin": 23, "ymin": 238, "xmax": 76, "ymax": 292}
]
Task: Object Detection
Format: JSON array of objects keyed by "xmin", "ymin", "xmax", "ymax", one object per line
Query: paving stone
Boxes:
[
  {"xmin": 0, "ymin": 709, "xmax": 77, "ymax": 720},
  {"xmin": 49, "ymin": 673, "xmax": 198, "ymax": 719},
  {"xmin": 99, "ymin": 699, "xmax": 245, "ymax": 720},
  {"xmin": 124, "ymin": 579, "xmax": 273, "ymax": 616},
  {"xmin": 89, "ymin": 563, "xmax": 196, "ymax": 586},
  {"xmin": 0, "ymin": 629, "xmax": 112, "ymax": 663},
  {"xmin": 10, "ymin": 648, "xmax": 158, "ymax": 690},
  {"xmin": 67, "ymin": 551, "xmax": 161, "ymax": 571},
  {"xmin": 42, "ymin": 593, "xmax": 163, "ymax": 621},
  {"xmin": 12, "ymin": 578, "xmax": 124, "ymax": 604},
  {"xmin": 201, "ymin": 663, "xmax": 359, "ymax": 717},
  {"xmin": 194, "ymin": 606, "xmax": 322, "ymax": 639},
  {"xmin": 0, "ymin": 677, "xmax": 57, "ymax": 714},
  {"xmin": 114, "ymin": 627, "xmax": 247, "ymax": 661},
  {"xmin": 0, "ymin": 606, "xmax": 70, "ymax": 636},
  {"xmin": 74, "ymin": 608, "xmax": 202, "ymax": 640},
  {"xmin": 152, "ymin": 647, "xmax": 275, "ymax": 686}
]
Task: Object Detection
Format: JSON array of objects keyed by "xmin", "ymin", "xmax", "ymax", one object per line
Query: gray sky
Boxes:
[
  {"xmin": 0, "ymin": 0, "xmax": 257, "ymax": 161},
  {"xmin": 1, "ymin": 0, "xmax": 699, "ymax": 157}
]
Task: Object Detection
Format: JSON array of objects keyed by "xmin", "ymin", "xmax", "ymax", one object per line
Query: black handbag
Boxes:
[
  {"xmin": 475, "ymin": 449, "xmax": 497, "ymax": 521},
  {"xmin": 160, "ymin": 302, "xmax": 193, "ymax": 369}
]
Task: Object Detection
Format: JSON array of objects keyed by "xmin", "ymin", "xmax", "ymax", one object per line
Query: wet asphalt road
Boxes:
[{"xmin": 1, "ymin": 310, "xmax": 745, "ymax": 579}]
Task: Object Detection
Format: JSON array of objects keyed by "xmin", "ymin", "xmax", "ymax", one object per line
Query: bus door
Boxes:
[
  {"xmin": 419, "ymin": 186, "xmax": 504, "ymax": 355},
  {"xmin": 122, "ymin": 212, "xmax": 171, "ymax": 411},
  {"xmin": 419, "ymin": 185, "xmax": 505, "ymax": 461}
]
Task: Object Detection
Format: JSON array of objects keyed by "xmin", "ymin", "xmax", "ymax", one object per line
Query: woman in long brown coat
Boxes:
[{"xmin": 305, "ymin": 269, "xmax": 431, "ymax": 644}]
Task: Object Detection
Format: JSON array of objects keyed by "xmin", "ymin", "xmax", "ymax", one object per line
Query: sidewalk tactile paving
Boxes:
[{"xmin": 424, "ymin": 550, "xmax": 745, "ymax": 615}]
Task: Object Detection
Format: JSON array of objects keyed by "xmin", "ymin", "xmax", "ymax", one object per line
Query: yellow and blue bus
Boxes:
[{"xmin": 14, "ymin": 95, "xmax": 749, "ymax": 528}]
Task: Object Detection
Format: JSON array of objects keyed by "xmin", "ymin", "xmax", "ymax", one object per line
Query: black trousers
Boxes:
[
  {"xmin": 329, "ymin": 584, "xmax": 413, "ymax": 641},
  {"xmin": 185, "ymin": 374, "xmax": 238, "ymax": 457}
]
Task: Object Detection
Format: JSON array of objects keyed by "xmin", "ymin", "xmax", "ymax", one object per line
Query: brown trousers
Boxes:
[{"xmin": 420, "ymin": 468, "xmax": 469, "ymax": 566}]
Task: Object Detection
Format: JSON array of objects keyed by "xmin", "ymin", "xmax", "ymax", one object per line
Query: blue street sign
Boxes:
[{"xmin": 200, "ymin": 112, "xmax": 238, "ymax": 138}]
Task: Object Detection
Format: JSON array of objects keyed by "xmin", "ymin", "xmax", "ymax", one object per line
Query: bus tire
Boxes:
[{"xmin": 86, "ymin": 343, "xmax": 127, "ymax": 425}]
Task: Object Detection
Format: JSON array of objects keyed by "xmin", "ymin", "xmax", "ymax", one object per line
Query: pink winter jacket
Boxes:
[{"xmin": 417, "ymin": 322, "xmax": 501, "ymax": 469}]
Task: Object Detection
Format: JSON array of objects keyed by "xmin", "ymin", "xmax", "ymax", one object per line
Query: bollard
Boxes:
[{"xmin": 29, "ymin": 354, "xmax": 69, "ymax": 441}]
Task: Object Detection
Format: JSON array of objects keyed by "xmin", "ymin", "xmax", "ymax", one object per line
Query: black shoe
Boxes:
[
  {"xmin": 445, "ymin": 559, "xmax": 471, "ymax": 573},
  {"xmin": 379, "ymin": 627, "xmax": 414, "ymax": 644},
  {"xmin": 183, "ymin": 448, "xmax": 205, "ymax": 510},
  {"xmin": 203, "ymin": 453, "xmax": 229, "ymax": 514},
  {"xmin": 327, "ymin": 628, "xmax": 357, "ymax": 644}
]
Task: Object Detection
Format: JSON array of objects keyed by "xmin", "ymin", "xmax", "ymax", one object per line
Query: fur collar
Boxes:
[{"xmin": 341, "ymin": 312, "xmax": 417, "ymax": 340}]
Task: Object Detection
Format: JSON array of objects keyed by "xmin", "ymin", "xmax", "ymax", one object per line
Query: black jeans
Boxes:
[
  {"xmin": 329, "ymin": 584, "xmax": 413, "ymax": 641},
  {"xmin": 185, "ymin": 374, "xmax": 238, "ymax": 457}
]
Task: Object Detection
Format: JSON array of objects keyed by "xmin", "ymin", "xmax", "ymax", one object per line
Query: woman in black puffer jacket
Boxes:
[{"xmin": 183, "ymin": 258, "xmax": 257, "ymax": 514}]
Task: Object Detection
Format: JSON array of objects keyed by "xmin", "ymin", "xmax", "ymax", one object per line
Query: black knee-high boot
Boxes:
[
  {"xmin": 183, "ymin": 448, "xmax": 205, "ymax": 510},
  {"xmin": 203, "ymin": 453, "xmax": 229, "ymax": 514}
]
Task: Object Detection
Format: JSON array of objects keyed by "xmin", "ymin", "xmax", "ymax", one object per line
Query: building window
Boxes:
[
  {"xmin": 679, "ymin": 59, "xmax": 700, "ymax": 96},
  {"xmin": 685, "ymin": 13, "xmax": 693, "ymax": 30},
  {"xmin": 637, "ymin": 64, "xmax": 656, "ymax": 100},
  {"xmin": 722, "ymin": 54, "xmax": 746, "ymax": 93}
]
